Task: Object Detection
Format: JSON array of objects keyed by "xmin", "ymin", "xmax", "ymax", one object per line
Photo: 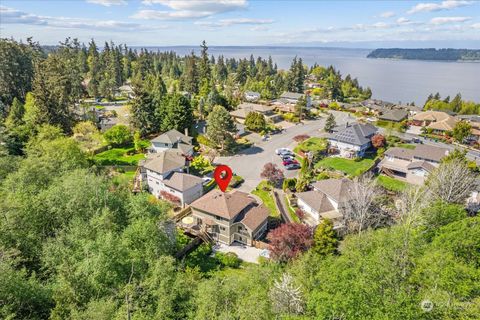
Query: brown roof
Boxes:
[
  {"xmin": 406, "ymin": 161, "xmax": 436, "ymax": 172},
  {"xmin": 312, "ymin": 178, "xmax": 354, "ymax": 203},
  {"xmin": 241, "ymin": 205, "xmax": 269, "ymax": 231},
  {"xmin": 151, "ymin": 129, "xmax": 192, "ymax": 145},
  {"xmin": 427, "ymin": 116, "xmax": 457, "ymax": 131},
  {"xmin": 237, "ymin": 102, "xmax": 275, "ymax": 113},
  {"xmin": 143, "ymin": 149, "xmax": 185, "ymax": 174},
  {"xmin": 297, "ymin": 190, "xmax": 335, "ymax": 213},
  {"xmin": 190, "ymin": 190, "xmax": 255, "ymax": 220},
  {"xmin": 385, "ymin": 145, "xmax": 449, "ymax": 163},
  {"xmin": 163, "ymin": 172, "xmax": 203, "ymax": 191},
  {"xmin": 413, "ymin": 111, "xmax": 450, "ymax": 122}
]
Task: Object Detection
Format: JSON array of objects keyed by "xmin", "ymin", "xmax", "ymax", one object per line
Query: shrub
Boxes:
[
  {"xmin": 196, "ymin": 134, "xmax": 213, "ymax": 147},
  {"xmin": 282, "ymin": 178, "xmax": 297, "ymax": 192},
  {"xmin": 216, "ymin": 252, "xmax": 241, "ymax": 268},
  {"xmin": 295, "ymin": 208, "xmax": 305, "ymax": 219},
  {"xmin": 293, "ymin": 134, "xmax": 310, "ymax": 142},
  {"xmin": 160, "ymin": 191, "xmax": 181, "ymax": 205},
  {"xmin": 244, "ymin": 111, "xmax": 266, "ymax": 132},
  {"xmin": 104, "ymin": 125, "xmax": 132, "ymax": 147}
]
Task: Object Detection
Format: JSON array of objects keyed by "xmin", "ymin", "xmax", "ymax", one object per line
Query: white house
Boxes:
[
  {"xmin": 150, "ymin": 129, "xmax": 194, "ymax": 155},
  {"xmin": 244, "ymin": 91, "xmax": 261, "ymax": 102},
  {"xmin": 296, "ymin": 178, "xmax": 354, "ymax": 228},
  {"xmin": 328, "ymin": 123, "xmax": 377, "ymax": 158},
  {"xmin": 141, "ymin": 150, "xmax": 203, "ymax": 206},
  {"xmin": 279, "ymin": 91, "xmax": 312, "ymax": 107}
]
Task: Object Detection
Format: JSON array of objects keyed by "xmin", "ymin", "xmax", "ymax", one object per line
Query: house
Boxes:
[
  {"xmin": 297, "ymin": 178, "xmax": 354, "ymax": 228},
  {"xmin": 244, "ymin": 91, "xmax": 261, "ymax": 102},
  {"xmin": 378, "ymin": 109, "xmax": 408, "ymax": 122},
  {"xmin": 457, "ymin": 115, "xmax": 480, "ymax": 144},
  {"xmin": 412, "ymin": 111, "xmax": 457, "ymax": 135},
  {"xmin": 141, "ymin": 149, "xmax": 203, "ymax": 206},
  {"xmin": 278, "ymin": 91, "xmax": 312, "ymax": 107},
  {"xmin": 189, "ymin": 190, "xmax": 269, "ymax": 245},
  {"xmin": 362, "ymin": 99, "xmax": 394, "ymax": 115},
  {"xmin": 229, "ymin": 103, "xmax": 281, "ymax": 123},
  {"xmin": 393, "ymin": 104, "xmax": 422, "ymax": 116},
  {"xmin": 150, "ymin": 129, "xmax": 194, "ymax": 155},
  {"xmin": 328, "ymin": 123, "xmax": 378, "ymax": 158},
  {"xmin": 99, "ymin": 117, "xmax": 120, "ymax": 131},
  {"xmin": 117, "ymin": 84, "xmax": 134, "ymax": 99},
  {"xmin": 378, "ymin": 145, "xmax": 449, "ymax": 185}
]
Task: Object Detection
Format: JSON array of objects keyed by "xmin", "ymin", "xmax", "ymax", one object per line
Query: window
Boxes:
[{"xmin": 220, "ymin": 226, "xmax": 226, "ymax": 231}]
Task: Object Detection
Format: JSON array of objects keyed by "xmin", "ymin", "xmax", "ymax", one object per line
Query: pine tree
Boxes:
[
  {"xmin": 450, "ymin": 93, "xmax": 462, "ymax": 112},
  {"xmin": 313, "ymin": 219, "xmax": 338, "ymax": 256},
  {"xmin": 5, "ymin": 97, "xmax": 25, "ymax": 128},
  {"xmin": 182, "ymin": 51, "xmax": 199, "ymax": 94},
  {"xmin": 206, "ymin": 105, "xmax": 236, "ymax": 152},
  {"xmin": 324, "ymin": 113, "xmax": 336, "ymax": 132},
  {"xmin": 161, "ymin": 93, "xmax": 194, "ymax": 133},
  {"xmin": 199, "ymin": 41, "xmax": 211, "ymax": 81}
]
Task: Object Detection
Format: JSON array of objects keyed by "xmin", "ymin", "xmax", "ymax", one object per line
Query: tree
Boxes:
[
  {"xmin": 260, "ymin": 162, "xmax": 284, "ymax": 187},
  {"xmin": 267, "ymin": 223, "xmax": 313, "ymax": 262},
  {"xmin": 295, "ymin": 95, "xmax": 307, "ymax": 119},
  {"xmin": 313, "ymin": 219, "xmax": 338, "ymax": 256},
  {"xmin": 161, "ymin": 93, "xmax": 194, "ymax": 133},
  {"xmin": 73, "ymin": 121, "xmax": 102, "ymax": 152},
  {"xmin": 103, "ymin": 125, "xmax": 132, "ymax": 147},
  {"xmin": 244, "ymin": 111, "xmax": 266, "ymax": 132},
  {"xmin": 324, "ymin": 113, "xmax": 336, "ymax": 132},
  {"xmin": 450, "ymin": 93, "xmax": 462, "ymax": 112},
  {"xmin": 199, "ymin": 40, "xmax": 211, "ymax": 81},
  {"xmin": 182, "ymin": 51, "xmax": 199, "ymax": 94},
  {"xmin": 293, "ymin": 134, "xmax": 310, "ymax": 142},
  {"xmin": 269, "ymin": 273, "xmax": 305, "ymax": 315},
  {"xmin": 426, "ymin": 159, "xmax": 477, "ymax": 204},
  {"xmin": 206, "ymin": 105, "xmax": 237, "ymax": 152},
  {"xmin": 371, "ymin": 133, "xmax": 386, "ymax": 148},
  {"xmin": 452, "ymin": 121, "xmax": 472, "ymax": 143},
  {"xmin": 5, "ymin": 97, "xmax": 25, "ymax": 128}
]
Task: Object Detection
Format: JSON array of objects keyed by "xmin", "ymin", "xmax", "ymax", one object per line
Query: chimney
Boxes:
[{"xmin": 185, "ymin": 128, "xmax": 189, "ymax": 137}]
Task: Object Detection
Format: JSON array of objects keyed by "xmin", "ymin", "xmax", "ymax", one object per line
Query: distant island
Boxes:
[{"xmin": 367, "ymin": 48, "xmax": 480, "ymax": 61}]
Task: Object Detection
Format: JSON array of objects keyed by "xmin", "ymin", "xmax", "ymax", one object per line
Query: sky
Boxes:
[{"xmin": 1, "ymin": 0, "xmax": 479, "ymax": 47}]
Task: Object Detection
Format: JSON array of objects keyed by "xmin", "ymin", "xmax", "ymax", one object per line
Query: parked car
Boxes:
[
  {"xmin": 281, "ymin": 155, "xmax": 295, "ymax": 161},
  {"xmin": 202, "ymin": 177, "xmax": 212, "ymax": 185},
  {"xmin": 275, "ymin": 147, "xmax": 291, "ymax": 155},
  {"xmin": 283, "ymin": 159, "xmax": 299, "ymax": 166},
  {"xmin": 412, "ymin": 138, "xmax": 423, "ymax": 144},
  {"xmin": 285, "ymin": 163, "xmax": 301, "ymax": 170}
]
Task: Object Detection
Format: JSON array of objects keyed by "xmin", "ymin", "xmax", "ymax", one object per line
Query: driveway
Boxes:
[{"xmin": 215, "ymin": 111, "xmax": 354, "ymax": 192}]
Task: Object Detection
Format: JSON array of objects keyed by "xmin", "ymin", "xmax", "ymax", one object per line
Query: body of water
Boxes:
[{"xmin": 146, "ymin": 46, "xmax": 480, "ymax": 106}]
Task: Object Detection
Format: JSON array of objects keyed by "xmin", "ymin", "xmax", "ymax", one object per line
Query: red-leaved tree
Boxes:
[
  {"xmin": 267, "ymin": 223, "xmax": 313, "ymax": 262},
  {"xmin": 261, "ymin": 163, "xmax": 285, "ymax": 187},
  {"xmin": 160, "ymin": 191, "xmax": 181, "ymax": 205},
  {"xmin": 371, "ymin": 134, "xmax": 386, "ymax": 148}
]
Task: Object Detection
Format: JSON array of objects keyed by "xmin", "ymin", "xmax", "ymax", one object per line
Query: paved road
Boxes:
[{"xmin": 215, "ymin": 111, "xmax": 354, "ymax": 192}]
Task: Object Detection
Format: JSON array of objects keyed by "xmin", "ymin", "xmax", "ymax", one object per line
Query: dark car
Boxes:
[
  {"xmin": 281, "ymin": 154, "xmax": 295, "ymax": 161},
  {"xmin": 283, "ymin": 159, "xmax": 299, "ymax": 166},
  {"xmin": 412, "ymin": 138, "xmax": 423, "ymax": 144},
  {"xmin": 285, "ymin": 163, "xmax": 301, "ymax": 170}
]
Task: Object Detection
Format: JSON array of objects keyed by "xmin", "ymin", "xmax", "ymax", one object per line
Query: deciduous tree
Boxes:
[
  {"xmin": 260, "ymin": 162, "xmax": 284, "ymax": 187},
  {"xmin": 267, "ymin": 223, "xmax": 313, "ymax": 262}
]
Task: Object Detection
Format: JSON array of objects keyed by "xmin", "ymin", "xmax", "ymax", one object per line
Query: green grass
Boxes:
[
  {"xmin": 294, "ymin": 137, "xmax": 328, "ymax": 154},
  {"xmin": 315, "ymin": 157, "xmax": 374, "ymax": 177},
  {"xmin": 376, "ymin": 175, "xmax": 408, "ymax": 192},
  {"xmin": 112, "ymin": 169, "xmax": 137, "ymax": 186},
  {"xmin": 284, "ymin": 196, "xmax": 300, "ymax": 223},
  {"xmin": 252, "ymin": 181, "xmax": 279, "ymax": 217},
  {"xmin": 375, "ymin": 120, "xmax": 406, "ymax": 132},
  {"xmin": 92, "ymin": 146, "xmax": 145, "ymax": 165}
]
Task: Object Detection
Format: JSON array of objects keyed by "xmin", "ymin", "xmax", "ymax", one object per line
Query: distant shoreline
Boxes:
[{"xmin": 367, "ymin": 48, "xmax": 480, "ymax": 62}]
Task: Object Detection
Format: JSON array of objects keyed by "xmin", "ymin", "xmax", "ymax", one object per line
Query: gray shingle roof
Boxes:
[
  {"xmin": 312, "ymin": 178, "xmax": 354, "ymax": 203},
  {"xmin": 151, "ymin": 129, "xmax": 192, "ymax": 145},
  {"xmin": 385, "ymin": 145, "xmax": 449, "ymax": 163},
  {"xmin": 190, "ymin": 190, "xmax": 256, "ymax": 220},
  {"xmin": 240, "ymin": 205, "xmax": 269, "ymax": 231},
  {"xmin": 328, "ymin": 123, "xmax": 377, "ymax": 146},
  {"xmin": 406, "ymin": 161, "xmax": 436, "ymax": 172},
  {"xmin": 162, "ymin": 172, "xmax": 203, "ymax": 191},
  {"xmin": 280, "ymin": 92, "xmax": 303, "ymax": 100},
  {"xmin": 143, "ymin": 150, "xmax": 185, "ymax": 174},
  {"xmin": 379, "ymin": 109, "xmax": 408, "ymax": 122},
  {"xmin": 297, "ymin": 190, "xmax": 335, "ymax": 213}
]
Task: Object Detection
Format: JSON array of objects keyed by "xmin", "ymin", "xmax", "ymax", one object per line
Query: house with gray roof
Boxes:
[
  {"xmin": 244, "ymin": 91, "xmax": 261, "ymax": 102},
  {"xmin": 141, "ymin": 149, "xmax": 203, "ymax": 206},
  {"xmin": 378, "ymin": 145, "xmax": 449, "ymax": 185},
  {"xmin": 296, "ymin": 178, "xmax": 354, "ymax": 228},
  {"xmin": 150, "ymin": 129, "xmax": 194, "ymax": 155},
  {"xmin": 378, "ymin": 109, "xmax": 408, "ymax": 122},
  {"xmin": 188, "ymin": 190, "xmax": 269, "ymax": 246},
  {"xmin": 276, "ymin": 91, "xmax": 312, "ymax": 109},
  {"xmin": 328, "ymin": 123, "xmax": 378, "ymax": 158}
]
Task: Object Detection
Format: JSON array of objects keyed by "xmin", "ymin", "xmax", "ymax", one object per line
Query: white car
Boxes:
[{"xmin": 275, "ymin": 148, "xmax": 292, "ymax": 155}]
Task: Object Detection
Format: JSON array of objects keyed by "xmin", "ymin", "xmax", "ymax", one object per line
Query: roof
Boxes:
[
  {"xmin": 427, "ymin": 116, "xmax": 457, "ymax": 131},
  {"xmin": 177, "ymin": 142, "xmax": 194, "ymax": 154},
  {"xmin": 162, "ymin": 172, "xmax": 203, "ymax": 191},
  {"xmin": 312, "ymin": 178, "xmax": 355, "ymax": 203},
  {"xmin": 385, "ymin": 145, "xmax": 449, "ymax": 163},
  {"xmin": 237, "ymin": 102, "xmax": 275, "ymax": 113},
  {"xmin": 280, "ymin": 92, "xmax": 304, "ymax": 100},
  {"xmin": 378, "ymin": 109, "xmax": 408, "ymax": 122},
  {"xmin": 230, "ymin": 109, "xmax": 249, "ymax": 119},
  {"xmin": 143, "ymin": 150, "xmax": 185, "ymax": 174},
  {"xmin": 362, "ymin": 99, "xmax": 394, "ymax": 109},
  {"xmin": 394, "ymin": 104, "xmax": 422, "ymax": 112},
  {"xmin": 151, "ymin": 129, "xmax": 192, "ymax": 145},
  {"xmin": 457, "ymin": 115, "xmax": 480, "ymax": 123},
  {"xmin": 297, "ymin": 190, "xmax": 335, "ymax": 213},
  {"xmin": 413, "ymin": 110, "xmax": 450, "ymax": 122},
  {"xmin": 406, "ymin": 161, "xmax": 436, "ymax": 172},
  {"xmin": 240, "ymin": 205, "xmax": 269, "ymax": 231},
  {"xmin": 245, "ymin": 91, "xmax": 260, "ymax": 96},
  {"xmin": 190, "ymin": 190, "xmax": 255, "ymax": 220},
  {"xmin": 328, "ymin": 123, "xmax": 378, "ymax": 146}
]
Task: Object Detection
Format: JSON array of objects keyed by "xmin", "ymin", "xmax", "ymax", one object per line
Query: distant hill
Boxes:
[{"xmin": 367, "ymin": 48, "xmax": 480, "ymax": 61}]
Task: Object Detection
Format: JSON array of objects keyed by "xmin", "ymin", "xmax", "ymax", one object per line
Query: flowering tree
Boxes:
[
  {"xmin": 269, "ymin": 273, "xmax": 305, "ymax": 315},
  {"xmin": 371, "ymin": 134, "xmax": 386, "ymax": 148},
  {"xmin": 267, "ymin": 223, "xmax": 313, "ymax": 262},
  {"xmin": 260, "ymin": 162, "xmax": 284, "ymax": 187}
]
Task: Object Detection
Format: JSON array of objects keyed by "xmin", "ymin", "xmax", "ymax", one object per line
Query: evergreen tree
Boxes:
[
  {"xmin": 206, "ymin": 105, "xmax": 237, "ymax": 151},
  {"xmin": 450, "ymin": 93, "xmax": 462, "ymax": 112},
  {"xmin": 182, "ymin": 51, "xmax": 199, "ymax": 94},
  {"xmin": 5, "ymin": 97, "xmax": 25, "ymax": 128},
  {"xmin": 324, "ymin": 113, "xmax": 336, "ymax": 132},
  {"xmin": 199, "ymin": 41, "xmax": 211, "ymax": 81},
  {"xmin": 161, "ymin": 93, "xmax": 194, "ymax": 133},
  {"xmin": 313, "ymin": 219, "xmax": 338, "ymax": 256},
  {"xmin": 87, "ymin": 39, "xmax": 101, "ymax": 97},
  {"xmin": 244, "ymin": 111, "xmax": 266, "ymax": 132}
]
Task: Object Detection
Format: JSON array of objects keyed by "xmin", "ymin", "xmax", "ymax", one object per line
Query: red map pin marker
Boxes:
[{"xmin": 213, "ymin": 165, "xmax": 233, "ymax": 192}]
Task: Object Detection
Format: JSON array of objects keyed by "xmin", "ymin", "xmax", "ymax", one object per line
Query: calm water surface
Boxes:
[{"xmin": 147, "ymin": 46, "xmax": 480, "ymax": 106}]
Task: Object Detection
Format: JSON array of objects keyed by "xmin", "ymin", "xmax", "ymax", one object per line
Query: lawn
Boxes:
[
  {"xmin": 251, "ymin": 181, "xmax": 279, "ymax": 217},
  {"xmin": 294, "ymin": 137, "xmax": 328, "ymax": 154},
  {"xmin": 112, "ymin": 169, "xmax": 137, "ymax": 186},
  {"xmin": 315, "ymin": 157, "xmax": 374, "ymax": 177},
  {"xmin": 397, "ymin": 143, "xmax": 416, "ymax": 149},
  {"xmin": 376, "ymin": 175, "xmax": 408, "ymax": 192},
  {"xmin": 92, "ymin": 146, "xmax": 145, "ymax": 166},
  {"xmin": 284, "ymin": 196, "xmax": 300, "ymax": 223}
]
